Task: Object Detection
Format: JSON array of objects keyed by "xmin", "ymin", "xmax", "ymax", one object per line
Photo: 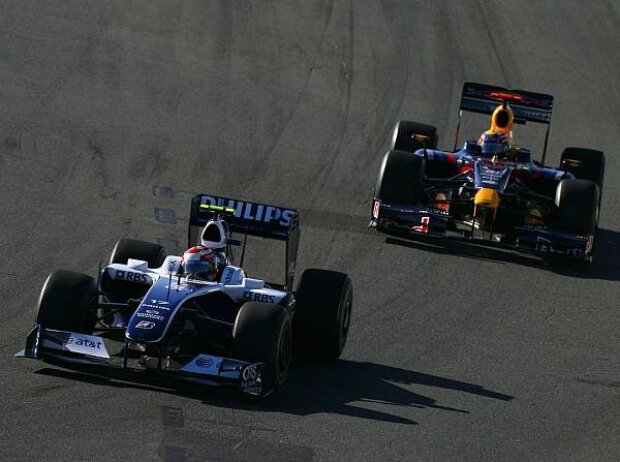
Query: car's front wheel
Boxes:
[
  {"xmin": 554, "ymin": 179, "xmax": 599, "ymax": 235},
  {"xmin": 35, "ymin": 270, "xmax": 98, "ymax": 332},
  {"xmin": 233, "ymin": 302, "xmax": 292, "ymax": 394},
  {"xmin": 375, "ymin": 150, "xmax": 426, "ymax": 205}
]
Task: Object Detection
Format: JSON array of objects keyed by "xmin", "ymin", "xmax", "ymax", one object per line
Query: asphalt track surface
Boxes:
[{"xmin": 1, "ymin": 1, "xmax": 619, "ymax": 461}]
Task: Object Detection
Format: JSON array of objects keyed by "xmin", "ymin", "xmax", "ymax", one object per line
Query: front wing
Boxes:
[
  {"xmin": 15, "ymin": 324, "xmax": 266, "ymax": 396},
  {"xmin": 371, "ymin": 200, "xmax": 593, "ymax": 261}
]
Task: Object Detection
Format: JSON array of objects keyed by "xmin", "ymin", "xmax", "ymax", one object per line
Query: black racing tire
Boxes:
[
  {"xmin": 390, "ymin": 120, "xmax": 438, "ymax": 153},
  {"xmin": 375, "ymin": 150, "xmax": 426, "ymax": 205},
  {"xmin": 294, "ymin": 269, "xmax": 353, "ymax": 360},
  {"xmin": 35, "ymin": 270, "xmax": 98, "ymax": 332},
  {"xmin": 109, "ymin": 239, "xmax": 166, "ymax": 268},
  {"xmin": 560, "ymin": 147, "xmax": 605, "ymax": 210},
  {"xmin": 554, "ymin": 179, "xmax": 599, "ymax": 234},
  {"xmin": 233, "ymin": 303, "xmax": 292, "ymax": 392}
]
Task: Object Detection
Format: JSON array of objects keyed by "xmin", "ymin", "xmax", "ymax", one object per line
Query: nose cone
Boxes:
[
  {"xmin": 474, "ymin": 188, "xmax": 501, "ymax": 209},
  {"xmin": 125, "ymin": 278, "xmax": 189, "ymax": 343}
]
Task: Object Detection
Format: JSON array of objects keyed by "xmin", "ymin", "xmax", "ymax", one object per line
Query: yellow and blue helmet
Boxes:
[{"xmin": 479, "ymin": 131, "xmax": 510, "ymax": 157}]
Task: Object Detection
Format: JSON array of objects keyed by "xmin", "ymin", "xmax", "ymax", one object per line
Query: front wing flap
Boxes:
[
  {"xmin": 16, "ymin": 324, "xmax": 266, "ymax": 396},
  {"xmin": 371, "ymin": 200, "xmax": 593, "ymax": 261},
  {"xmin": 516, "ymin": 226, "xmax": 593, "ymax": 260},
  {"xmin": 15, "ymin": 324, "xmax": 111, "ymax": 363},
  {"xmin": 371, "ymin": 200, "xmax": 450, "ymax": 236}
]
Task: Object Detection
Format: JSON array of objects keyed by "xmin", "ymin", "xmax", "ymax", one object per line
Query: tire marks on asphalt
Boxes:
[
  {"xmin": 159, "ymin": 405, "xmax": 314, "ymax": 462},
  {"xmin": 152, "ymin": 184, "xmax": 370, "ymax": 237},
  {"xmin": 150, "ymin": 186, "xmax": 372, "ymax": 283}
]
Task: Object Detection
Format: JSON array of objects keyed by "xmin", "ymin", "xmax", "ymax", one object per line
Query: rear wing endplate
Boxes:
[{"xmin": 188, "ymin": 194, "xmax": 300, "ymax": 290}]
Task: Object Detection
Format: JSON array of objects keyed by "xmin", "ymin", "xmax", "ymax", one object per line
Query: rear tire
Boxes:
[
  {"xmin": 233, "ymin": 303, "xmax": 292, "ymax": 392},
  {"xmin": 375, "ymin": 150, "xmax": 426, "ymax": 205},
  {"xmin": 554, "ymin": 179, "xmax": 599, "ymax": 234},
  {"xmin": 109, "ymin": 239, "xmax": 166, "ymax": 268},
  {"xmin": 560, "ymin": 147, "xmax": 605, "ymax": 186},
  {"xmin": 391, "ymin": 120, "xmax": 438, "ymax": 153},
  {"xmin": 35, "ymin": 270, "xmax": 98, "ymax": 332},
  {"xmin": 294, "ymin": 269, "xmax": 353, "ymax": 360}
]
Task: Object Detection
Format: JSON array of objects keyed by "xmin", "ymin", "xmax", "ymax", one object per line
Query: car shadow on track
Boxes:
[
  {"xmin": 225, "ymin": 360, "xmax": 514, "ymax": 425},
  {"xmin": 35, "ymin": 360, "xmax": 513, "ymax": 426},
  {"xmin": 384, "ymin": 228, "xmax": 620, "ymax": 282}
]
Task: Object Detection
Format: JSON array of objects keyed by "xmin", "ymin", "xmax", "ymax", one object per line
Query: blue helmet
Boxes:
[{"xmin": 479, "ymin": 132, "xmax": 510, "ymax": 157}]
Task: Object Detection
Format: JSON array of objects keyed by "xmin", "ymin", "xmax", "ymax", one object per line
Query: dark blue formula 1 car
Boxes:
[
  {"xmin": 370, "ymin": 82, "xmax": 605, "ymax": 264},
  {"xmin": 17, "ymin": 194, "xmax": 353, "ymax": 396}
]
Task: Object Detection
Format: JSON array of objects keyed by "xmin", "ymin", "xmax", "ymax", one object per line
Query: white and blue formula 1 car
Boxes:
[{"xmin": 17, "ymin": 194, "xmax": 353, "ymax": 396}]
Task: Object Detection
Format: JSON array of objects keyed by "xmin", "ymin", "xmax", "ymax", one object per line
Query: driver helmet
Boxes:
[
  {"xmin": 478, "ymin": 131, "xmax": 510, "ymax": 157},
  {"xmin": 182, "ymin": 246, "xmax": 219, "ymax": 281}
]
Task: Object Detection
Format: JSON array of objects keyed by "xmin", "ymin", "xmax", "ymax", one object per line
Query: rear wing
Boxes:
[
  {"xmin": 188, "ymin": 194, "xmax": 300, "ymax": 290},
  {"xmin": 455, "ymin": 82, "xmax": 555, "ymax": 163},
  {"xmin": 460, "ymin": 82, "xmax": 554, "ymax": 124}
]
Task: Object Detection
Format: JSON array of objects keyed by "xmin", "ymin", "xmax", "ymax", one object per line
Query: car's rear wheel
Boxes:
[
  {"xmin": 294, "ymin": 269, "xmax": 353, "ymax": 360},
  {"xmin": 35, "ymin": 270, "xmax": 98, "ymax": 332},
  {"xmin": 233, "ymin": 302, "xmax": 292, "ymax": 393},
  {"xmin": 391, "ymin": 120, "xmax": 438, "ymax": 152},
  {"xmin": 560, "ymin": 147, "xmax": 605, "ymax": 213},
  {"xmin": 102, "ymin": 239, "xmax": 164, "ymax": 303},
  {"xmin": 109, "ymin": 239, "xmax": 166, "ymax": 267}
]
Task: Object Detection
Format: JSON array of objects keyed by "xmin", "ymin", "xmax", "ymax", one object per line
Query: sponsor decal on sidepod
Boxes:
[
  {"xmin": 243, "ymin": 291, "xmax": 276, "ymax": 303},
  {"xmin": 115, "ymin": 270, "xmax": 150, "ymax": 284}
]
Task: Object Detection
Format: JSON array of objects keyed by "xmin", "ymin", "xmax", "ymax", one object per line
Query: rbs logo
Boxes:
[
  {"xmin": 115, "ymin": 270, "xmax": 150, "ymax": 284},
  {"xmin": 243, "ymin": 291, "xmax": 276, "ymax": 303}
]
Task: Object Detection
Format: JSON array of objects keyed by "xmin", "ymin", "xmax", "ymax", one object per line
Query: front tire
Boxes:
[
  {"xmin": 375, "ymin": 150, "xmax": 426, "ymax": 205},
  {"xmin": 233, "ymin": 303, "xmax": 292, "ymax": 392},
  {"xmin": 554, "ymin": 179, "xmax": 599, "ymax": 235},
  {"xmin": 35, "ymin": 270, "xmax": 98, "ymax": 332}
]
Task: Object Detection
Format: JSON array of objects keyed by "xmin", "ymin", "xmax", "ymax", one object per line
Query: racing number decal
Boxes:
[
  {"xmin": 372, "ymin": 200, "xmax": 381, "ymax": 219},
  {"xmin": 412, "ymin": 216, "xmax": 430, "ymax": 234}
]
